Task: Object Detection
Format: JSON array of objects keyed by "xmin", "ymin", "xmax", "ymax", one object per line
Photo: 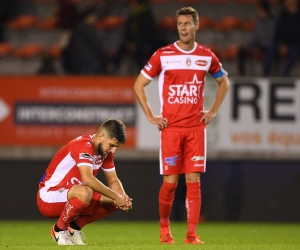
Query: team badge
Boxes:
[{"xmin": 186, "ymin": 57, "xmax": 191, "ymax": 67}]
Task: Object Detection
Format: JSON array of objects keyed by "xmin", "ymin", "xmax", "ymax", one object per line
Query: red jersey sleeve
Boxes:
[
  {"xmin": 141, "ymin": 49, "xmax": 162, "ymax": 79},
  {"xmin": 70, "ymin": 137, "xmax": 94, "ymax": 168},
  {"xmin": 208, "ymin": 50, "xmax": 222, "ymax": 75},
  {"xmin": 101, "ymin": 152, "xmax": 115, "ymax": 172}
]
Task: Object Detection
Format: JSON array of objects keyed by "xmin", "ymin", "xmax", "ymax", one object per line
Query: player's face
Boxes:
[
  {"xmin": 97, "ymin": 137, "xmax": 120, "ymax": 157},
  {"xmin": 177, "ymin": 15, "xmax": 199, "ymax": 45}
]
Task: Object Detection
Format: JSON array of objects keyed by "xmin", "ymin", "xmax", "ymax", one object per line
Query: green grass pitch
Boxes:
[{"xmin": 0, "ymin": 220, "xmax": 299, "ymax": 249}]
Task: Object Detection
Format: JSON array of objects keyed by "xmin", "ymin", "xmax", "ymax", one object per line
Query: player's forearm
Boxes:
[
  {"xmin": 108, "ymin": 178, "xmax": 126, "ymax": 196},
  {"xmin": 210, "ymin": 77, "xmax": 230, "ymax": 113},
  {"xmin": 133, "ymin": 75, "xmax": 155, "ymax": 120},
  {"xmin": 84, "ymin": 176, "xmax": 121, "ymax": 201}
]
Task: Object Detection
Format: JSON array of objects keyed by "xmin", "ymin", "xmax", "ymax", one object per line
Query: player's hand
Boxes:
[
  {"xmin": 149, "ymin": 116, "xmax": 168, "ymax": 130},
  {"xmin": 114, "ymin": 194, "xmax": 132, "ymax": 211},
  {"xmin": 123, "ymin": 196, "xmax": 133, "ymax": 212},
  {"xmin": 200, "ymin": 110, "xmax": 217, "ymax": 125}
]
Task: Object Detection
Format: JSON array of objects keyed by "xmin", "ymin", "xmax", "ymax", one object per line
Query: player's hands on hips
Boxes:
[
  {"xmin": 149, "ymin": 116, "xmax": 168, "ymax": 130},
  {"xmin": 200, "ymin": 110, "xmax": 217, "ymax": 124}
]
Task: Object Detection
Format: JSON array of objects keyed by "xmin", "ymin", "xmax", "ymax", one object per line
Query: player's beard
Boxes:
[{"xmin": 97, "ymin": 142, "xmax": 107, "ymax": 157}]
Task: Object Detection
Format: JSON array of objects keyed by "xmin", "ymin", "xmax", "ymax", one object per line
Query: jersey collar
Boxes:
[{"xmin": 174, "ymin": 41, "xmax": 197, "ymax": 54}]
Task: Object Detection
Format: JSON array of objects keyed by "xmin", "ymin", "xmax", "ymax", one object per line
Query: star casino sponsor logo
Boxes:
[
  {"xmin": 165, "ymin": 155, "xmax": 179, "ymax": 166},
  {"xmin": 168, "ymin": 74, "xmax": 202, "ymax": 104}
]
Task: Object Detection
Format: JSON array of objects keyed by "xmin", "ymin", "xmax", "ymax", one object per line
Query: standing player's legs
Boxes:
[
  {"xmin": 183, "ymin": 128, "xmax": 206, "ymax": 244},
  {"xmin": 159, "ymin": 130, "xmax": 183, "ymax": 244}
]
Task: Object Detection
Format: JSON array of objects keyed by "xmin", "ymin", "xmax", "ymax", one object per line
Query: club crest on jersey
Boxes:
[
  {"xmin": 79, "ymin": 153, "xmax": 92, "ymax": 160},
  {"xmin": 186, "ymin": 57, "xmax": 191, "ymax": 67},
  {"xmin": 86, "ymin": 142, "xmax": 92, "ymax": 147}
]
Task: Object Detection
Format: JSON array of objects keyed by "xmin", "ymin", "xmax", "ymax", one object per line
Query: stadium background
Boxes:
[{"xmin": 0, "ymin": 0, "xmax": 299, "ymax": 223}]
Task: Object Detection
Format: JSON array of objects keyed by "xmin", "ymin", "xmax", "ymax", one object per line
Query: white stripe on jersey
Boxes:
[
  {"xmin": 39, "ymin": 152, "xmax": 76, "ymax": 200},
  {"xmin": 77, "ymin": 162, "xmax": 93, "ymax": 167},
  {"xmin": 160, "ymin": 55, "xmax": 212, "ymax": 72},
  {"xmin": 101, "ymin": 167, "xmax": 115, "ymax": 172}
]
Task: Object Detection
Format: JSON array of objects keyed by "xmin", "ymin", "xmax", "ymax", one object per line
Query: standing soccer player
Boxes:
[
  {"xmin": 134, "ymin": 7, "xmax": 230, "ymax": 244},
  {"xmin": 37, "ymin": 118, "xmax": 132, "ymax": 245}
]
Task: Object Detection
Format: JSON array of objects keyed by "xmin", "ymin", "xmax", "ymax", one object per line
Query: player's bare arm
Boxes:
[
  {"xmin": 77, "ymin": 165, "xmax": 129, "ymax": 210},
  {"xmin": 134, "ymin": 73, "xmax": 168, "ymax": 130},
  {"xmin": 103, "ymin": 170, "xmax": 132, "ymax": 210},
  {"xmin": 200, "ymin": 74, "xmax": 230, "ymax": 124}
]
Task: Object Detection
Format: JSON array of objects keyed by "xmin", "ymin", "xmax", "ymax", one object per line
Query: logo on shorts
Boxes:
[
  {"xmin": 191, "ymin": 156, "xmax": 204, "ymax": 161},
  {"xmin": 58, "ymin": 187, "xmax": 65, "ymax": 193},
  {"xmin": 165, "ymin": 155, "xmax": 178, "ymax": 166}
]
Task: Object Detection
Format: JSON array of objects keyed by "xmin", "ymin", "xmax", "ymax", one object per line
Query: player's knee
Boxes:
[{"xmin": 78, "ymin": 186, "xmax": 93, "ymax": 203}]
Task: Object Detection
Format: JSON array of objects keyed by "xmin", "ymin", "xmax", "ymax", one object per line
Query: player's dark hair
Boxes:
[
  {"xmin": 176, "ymin": 7, "xmax": 199, "ymax": 24},
  {"xmin": 101, "ymin": 118, "xmax": 126, "ymax": 144}
]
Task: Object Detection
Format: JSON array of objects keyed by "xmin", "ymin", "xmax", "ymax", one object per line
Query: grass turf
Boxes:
[{"xmin": 0, "ymin": 220, "xmax": 299, "ymax": 249}]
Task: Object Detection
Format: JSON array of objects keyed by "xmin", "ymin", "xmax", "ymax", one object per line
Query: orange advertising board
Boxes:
[{"xmin": 0, "ymin": 76, "xmax": 136, "ymax": 147}]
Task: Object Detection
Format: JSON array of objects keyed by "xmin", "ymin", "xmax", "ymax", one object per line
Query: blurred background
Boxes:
[{"xmin": 0, "ymin": 0, "xmax": 299, "ymax": 222}]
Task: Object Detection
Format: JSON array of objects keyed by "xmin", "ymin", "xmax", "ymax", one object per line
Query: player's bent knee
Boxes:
[
  {"xmin": 69, "ymin": 185, "xmax": 93, "ymax": 203},
  {"xmin": 79, "ymin": 186, "xmax": 93, "ymax": 202}
]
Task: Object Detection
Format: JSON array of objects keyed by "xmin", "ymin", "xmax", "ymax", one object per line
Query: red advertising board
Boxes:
[{"xmin": 0, "ymin": 76, "xmax": 136, "ymax": 147}]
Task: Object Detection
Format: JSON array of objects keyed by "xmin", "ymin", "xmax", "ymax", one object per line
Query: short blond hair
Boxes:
[{"xmin": 176, "ymin": 7, "xmax": 199, "ymax": 24}]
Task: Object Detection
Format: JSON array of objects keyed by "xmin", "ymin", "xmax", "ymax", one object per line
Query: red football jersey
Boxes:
[
  {"xmin": 38, "ymin": 135, "xmax": 115, "ymax": 193},
  {"xmin": 141, "ymin": 42, "xmax": 222, "ymax": 130}
]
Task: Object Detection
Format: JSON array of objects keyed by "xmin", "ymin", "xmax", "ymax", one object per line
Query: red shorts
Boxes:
[
  {"xmin": 159, "ymin": 128, "xmax": 206, "ymax": 175},
  {"xmin": 37, "ymin": 188, "xmax": 101, "ymax": 218}
]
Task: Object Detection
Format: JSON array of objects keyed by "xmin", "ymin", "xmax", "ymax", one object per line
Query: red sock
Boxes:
[
  {"xmin": 74, "ymin": 203, "xmax": 118, "ymax": 228},
  {"xmin": 57, "ymin": 198, "xmax": 88, "ymax": 230},
  {"xmin": 186, "ymin": 182, "xmax": 201, "ymax": 235},
  {"xmin": 159, "ymin": 182, "xmax": 177, "ymax": 228}
]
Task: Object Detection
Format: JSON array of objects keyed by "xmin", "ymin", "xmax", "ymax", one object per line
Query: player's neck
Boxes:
[{"xmin": 177, "ymin": 41, "xmax": 195, "ymax": 51}]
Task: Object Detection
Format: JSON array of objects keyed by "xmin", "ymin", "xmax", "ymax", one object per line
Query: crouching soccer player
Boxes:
[{"xmin": 37, "ymin": 118, "xmax": 133, "ymax": 245}]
